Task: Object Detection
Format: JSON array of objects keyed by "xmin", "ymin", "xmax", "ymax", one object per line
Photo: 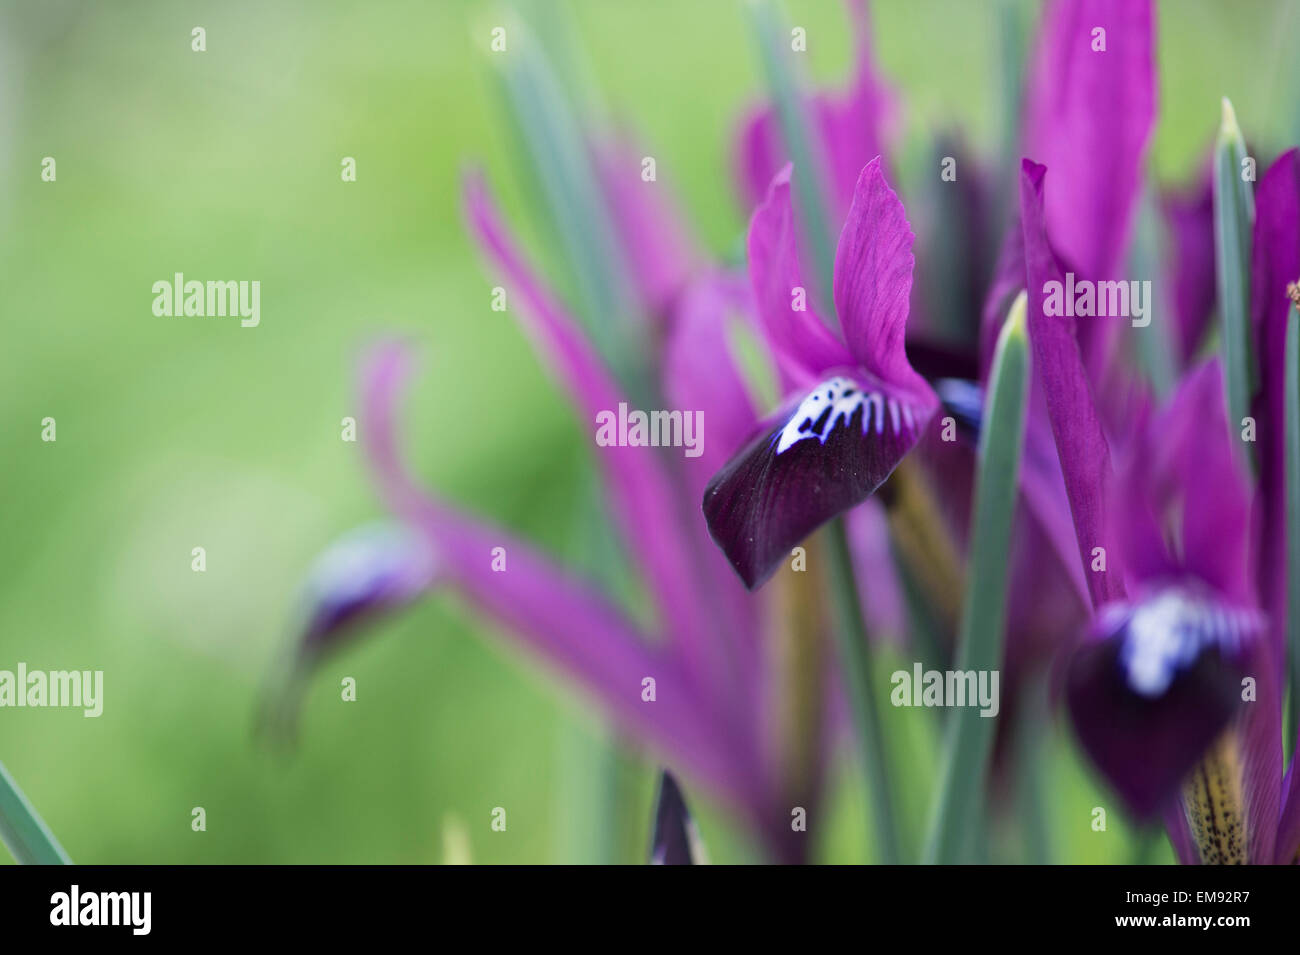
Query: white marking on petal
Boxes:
[
  {"xmin": 774, "ymin": 376, "xmax": 912, "ymax": 454},
  {"xmin": 1116, "ymin": 588, "xmax": 1263, "ymax": 697}
]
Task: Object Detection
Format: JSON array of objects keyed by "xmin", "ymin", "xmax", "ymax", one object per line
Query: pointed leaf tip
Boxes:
[
  {"xmin": 1219, "ymin": 96, "xmax": 1241, "ymax": 143},
  {"xmin": 1002, "ymin": 289, "xmax": 1028, "ymax": 343}
]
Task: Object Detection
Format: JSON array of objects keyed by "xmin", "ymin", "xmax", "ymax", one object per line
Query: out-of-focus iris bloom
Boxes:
[
  {"xmin": 1034, "ymin": 130, "xmax": 1300, "ymax": 862},
  {"xmin": 1063, "ymin": 362, "xmax": 1294, "ymax": 865},
  {"xmin": 282, "ymin": 128, "xmax": 845, "ymax": 860}
]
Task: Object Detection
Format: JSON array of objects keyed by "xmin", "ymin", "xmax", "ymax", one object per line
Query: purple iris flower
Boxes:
[{"xmin": 702, "ymin": 158, "xmax": 939, "ymax": 589}]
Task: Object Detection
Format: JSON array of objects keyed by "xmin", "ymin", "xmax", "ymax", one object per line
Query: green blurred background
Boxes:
[{"xmin": 1, "ymin": 0, "xmax": 1292, "ymax": 863}]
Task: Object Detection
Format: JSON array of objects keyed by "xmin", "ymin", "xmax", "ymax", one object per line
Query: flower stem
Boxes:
[
  {"xmin": 824, "ymin": 516, "xmax": 902, "ymax": 864},
  {"xmin": 925, "ymin": 292, "xmax": 1029, "ymax": 863},
  {"xmin": 0, "ymin": 759, "xmax": 71, "ymax": 865}
]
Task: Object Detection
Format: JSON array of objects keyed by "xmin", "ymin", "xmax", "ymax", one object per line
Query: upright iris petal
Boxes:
[{"xmin": 703, "ymin": 158, "xmax": 937, "ymax": 590}]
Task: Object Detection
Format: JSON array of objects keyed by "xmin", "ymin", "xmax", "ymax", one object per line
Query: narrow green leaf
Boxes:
[
  {"xmin": 0, "ymin": 760, "xmax": 72, "ymax": 865},
  {"xmin": 825, "ymin": 517, "xmax": 903, "ymax": 864},
  {"xmin": 1285, "ymin": 302, "xmax": 1300, "ymax": 760},
  {"xmin": 925, "ymin": 291, "xmax": 1030, "ymax": 864},
  {"xmin": 746, "ymin": 0, "xmax": 838, "ymax": 324},
  {"xmin": 994, "ymin": 0, "xmax": 1027, "ymax": 230},
  {"xmin": 1214, "ymin": 97, "xmax": 1256, "ymax": 465},
  {"xmin": 1131, "ymin": 187, "xmax": 1176, "ymax": 398}
]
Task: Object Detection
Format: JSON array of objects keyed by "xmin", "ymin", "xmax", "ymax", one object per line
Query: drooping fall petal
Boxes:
[
  {"xmin": 1066, "ymin": 587, "xmax": 1262, "ymax": 819},
  {"xmin": 703, "ymin": 374, "xmax": 930, "ymax": 590}
]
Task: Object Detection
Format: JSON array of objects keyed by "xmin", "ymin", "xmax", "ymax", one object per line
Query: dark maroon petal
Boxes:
[
  {"xmin": 649, "ymin": 770, "xmax": 703, "ymax": 865},
  {"xmin": 1066, "ymin": 587, "xmax": 1262, "ymax": 819},
  {"xmin": 703, "ymin": 374, "xmax": 933, "ymax": 589}
]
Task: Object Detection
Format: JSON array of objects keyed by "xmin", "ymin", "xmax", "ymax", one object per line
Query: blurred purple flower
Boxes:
[
  {"xmin": 1064, "ymin": 362, "xmax": 1290, "ymax": 864},
  {"xmin": 284, "ymin": 154, "xmax": 839, "ymax": 862}
]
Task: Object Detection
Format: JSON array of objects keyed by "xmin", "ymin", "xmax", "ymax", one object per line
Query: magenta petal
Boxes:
[
  {"xmin": 1066, "ymin": 588, "xmax": 1262, "ymax": 820},
  {"xmin": 747, "ymin": 164, "xmax": 854, "ymax": 387},
  {"xmin": 359, "ymin": 343, "xmax": 756, "ymax": 803},
  {"xmin": 1019, "ymin": 159, "xmax": 1124, "ymax": 609},
  {"xmin": 735, "ymin": 104, "xmax": 784, "ymax": 216},
  {"xmin": 463, "ymin": 171, "xmax": 716, "ymax": 657},
  {"xmin": 1114, "ymin": 361, "xmax": 1253, "ymax": 605},
  {"xmin": 703, "ymin": 374, "xmax": 931, "ymax": 589},
  {"xmin": 662, "ymin": 270, "xmax": 765, "ymax": 700},
  {"xmin": 592, "ymin": 136, "xmax": 699, "ymax": 320},
  {"xmin": 832, "ymin": 157, "xmax": 930, "ymax": 406},
  {"xmin": 1023, "ymin": 0, "xmax": 1155, "ymax": 280},
  {"xmin": 663, "ymin": 270, "xmax": 761, "ymax": 478},
  {"xmin": 1161, "ymin": 171, "xmax": 1217, "ymax": 366}
]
